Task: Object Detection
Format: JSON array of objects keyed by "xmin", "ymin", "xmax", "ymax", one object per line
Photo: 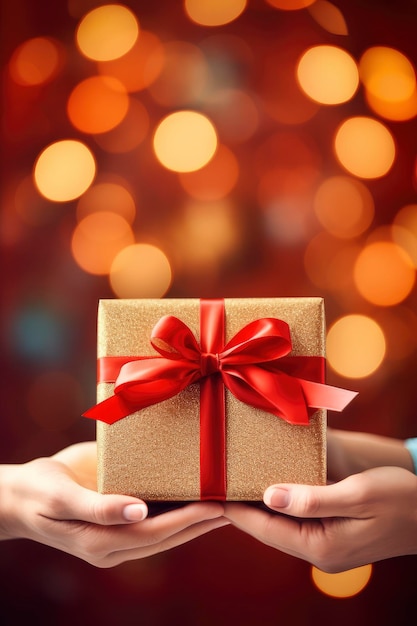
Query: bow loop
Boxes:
[
  {"xmin": 220, "ymin": 317, "xmax": 292, "ymax": 365},
  {"xmin": 150, "ymin": 315, "xmax": 200, "ymax": 362}
]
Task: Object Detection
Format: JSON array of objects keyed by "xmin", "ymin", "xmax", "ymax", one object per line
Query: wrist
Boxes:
[
  {"xmin": 327, "ymin": 429, "xmax": 416, "ymax": 482},
  {"xmin": 0, "ymin": 464, "xmax": 24, "ymax": 540}
]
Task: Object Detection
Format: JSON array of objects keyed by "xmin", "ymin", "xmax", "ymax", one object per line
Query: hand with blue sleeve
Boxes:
[{"xmin": 224, "ymin": 429, "xmax": 417, "ymax": 572}]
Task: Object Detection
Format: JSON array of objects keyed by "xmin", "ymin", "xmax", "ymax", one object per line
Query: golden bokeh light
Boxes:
[
  {"xmin": 71, "ymin": 212, "xmax": 134, "ymax": 275},
  {"xmin": 109, "ymin": 243, "xmax": 172, "ymax": 298},
  {"xmin": 391, "ymin": 223, "xmax": 417, "ymax": 270},
  {"xmin": 266, "ymin": 0, "xmax": 316, "ymax": 9},
  {"xmin": 359, "ymin": 47, "xmax": 416, "ymax": 103},
  {"xmin": 313, "ymin": 176, "xmax": 374, "ymax": 238},
  {"xmin": 153, "ymin": 111, "xmax": 218, "ymax": 173},
  {"xmin": 8, "ymin": 37, "xmax": 63, "ymax": 86},
  {"xmin": 327, "ymin": 315, "xmax": 386, "ymax": 378},
  {"xmin": 67, "ymin": 76, "xmax": 129, "ymax": 134},
  {"xmin": 148, "ymin": 41, "xmax": 209, "ymax": 107},
  {"xmin": 366, "ymin": 89, "xmax": 417, "ymax": 121},
  {"xmin": 360, "ymin": 46, "xmax": 417, "ymax": 120},
  {"xmin": 184, "ymin": 0, "xmax": 247, "ymax": 26},
  {"xmin": 97, "ymin": 30, "xmax": 165, "ymax": 93},
  {"xmin": 307, "ymin": 0, "xmax": 348, "ymax": 36},
  {"xmin": 93, "ymin": 97, "xmax": 149, "ymax": 153},
  {"xmin": 178, "ymin": 144, "xmax": 239, "ymax": 201},
  {"xmin": 76, "ymin": 4, "xmax": 139, "ymax": 61},
  {"xmin": 297, "ymin": 45, "xmax": 359, "ymax": 104},
  {"xmin": 76, "ymin": 182, "xmax": 136, "ymax": 224},
  {"xmin": 34, "ymin": 140, "xmax": 96, "ymax": 202},
  {"xmin": 334, "ymin": 116, "xmax": 395, "ymax": 178},
  {"xmin": 172, "ymin": 200, "xmax": 241, "ymax": 272},
  {"xmin": 312, "ymin": 565, "xmax": 373, "ymax": 598},
  {"xmin": 354, "ymin": 241, "xmax": 415, "ymax": 306}
]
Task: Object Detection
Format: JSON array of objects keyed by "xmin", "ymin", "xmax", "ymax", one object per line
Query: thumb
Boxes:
[
  {"xmin": 264, "ymin": 466, "xmax": 416, "ymax": 520},
  {"xmin": 263, "ymin": 478, "xmax": 357, "ymax": 519},
  {"xmin": 52, "ymin": 475, "xmax": 148, "ymax": 525}
]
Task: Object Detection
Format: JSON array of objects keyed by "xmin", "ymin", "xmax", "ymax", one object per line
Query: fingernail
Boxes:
[
  {"xmin": 264, "ymin": 487, "xmax": 290, "ymax": 509},
  {"xmin": 123, "ymin": 503, "xmax": 148, "ymax": 521}
]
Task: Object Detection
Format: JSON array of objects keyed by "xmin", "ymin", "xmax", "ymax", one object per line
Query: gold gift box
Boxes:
[{"xmin": 95, "ymin": 297, "xmax": 327, "ymax": 501}]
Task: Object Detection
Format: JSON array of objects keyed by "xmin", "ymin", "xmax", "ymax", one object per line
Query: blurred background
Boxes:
[{"xmin": 1, "ymin": 0, "xmax": 417, "ymax": 623}]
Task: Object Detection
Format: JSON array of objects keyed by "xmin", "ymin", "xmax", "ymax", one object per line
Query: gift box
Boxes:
[{"xmin": 84, "ymin": 298, "xmax": 355, "ymax": 501}]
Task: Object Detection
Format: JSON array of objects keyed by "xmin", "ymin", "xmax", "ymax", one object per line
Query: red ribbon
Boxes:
[{"xmin": 84, "ymin": 299, "xmax": 357, "ymax": 500}]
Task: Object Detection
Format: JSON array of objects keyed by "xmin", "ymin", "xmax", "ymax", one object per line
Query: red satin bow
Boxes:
[{"xmin": 84, "ymin": 304, "xmax": 356, "ymax": 426}]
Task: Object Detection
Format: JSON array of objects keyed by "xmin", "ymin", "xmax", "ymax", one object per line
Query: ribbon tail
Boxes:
[
  {"xmin": 83, "ymin": 394, "xmax": 137, "ymax": 424},
  {"xmin": 299, "ymin": 379, "xmax": 358, "ymax": 412},
  {"xmin": 223, "ymin": 368, "xmax": 311, "ymax": 425},
  {"xmin": 85, "ymin": 358, "xmax": 200, "ymax": 425}
]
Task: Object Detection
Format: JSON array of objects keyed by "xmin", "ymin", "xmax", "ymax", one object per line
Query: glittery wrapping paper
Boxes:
[{"xmin": 96, "ymin": 298, "xmax": 327, "ymax": 500}]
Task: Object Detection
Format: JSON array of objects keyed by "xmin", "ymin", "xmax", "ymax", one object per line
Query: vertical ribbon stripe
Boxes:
[{"xmin": 199, "ymin": 299, "xmax": 227, "ymax": 500}]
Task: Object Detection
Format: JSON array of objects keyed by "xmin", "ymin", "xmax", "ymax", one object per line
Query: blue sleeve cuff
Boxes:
[{"xmin": 405, "ymin": 438, "xmax": 417, "ymax": 474}]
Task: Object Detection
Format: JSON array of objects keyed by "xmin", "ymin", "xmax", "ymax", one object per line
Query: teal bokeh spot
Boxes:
[{"xmin": 12, "ymin": 305, "xmax": 70, "ymax": 363}]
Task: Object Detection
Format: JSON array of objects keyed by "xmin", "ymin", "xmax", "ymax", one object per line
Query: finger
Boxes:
[
  {"xmin": 224, "ymin": 502, "xmax": 273, "ymax": 533},
  {"xmin": 62, "ymin": 502, "xmax": 226, "ymax": 565},
  {"xmin": 223, "ymin": 502, "xmax": 310, "ymax": 559},
  {"xmin": 129, "ymin": 501, "xmax": 225, "ymax": 544},
  {"xmin": 224, "ymin": 502, "xmax": 287, "ymax": 543},
  {"xmin": 89, "ymin": 496, "xmax": 224, "ymax": 528},
  {"xmin": 102, "ymin": 515, "xmax": 230, "ymax": 566},
  {"xmin": 223, "ymin": 502, "xmax": 348, "ymax": 569}
]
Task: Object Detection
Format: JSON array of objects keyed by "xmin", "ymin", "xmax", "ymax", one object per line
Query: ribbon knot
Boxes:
[{"xmin": 200, "ymin": 352, "xmax": 220, "ymax": 377}]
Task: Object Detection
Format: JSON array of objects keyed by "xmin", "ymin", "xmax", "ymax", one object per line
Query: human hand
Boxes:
[
  {"xmin": 224, "ymin": 466, "xmax": 417, "ymax": 572},
  {"xmin": 0, "ymin": 442, "xmax": 226, "ymax": 567}
]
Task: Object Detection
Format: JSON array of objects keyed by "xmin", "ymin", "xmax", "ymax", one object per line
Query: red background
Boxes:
[{"xmin": 1, "ymin": 1, "xmax": 417, "ymax": 624}]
